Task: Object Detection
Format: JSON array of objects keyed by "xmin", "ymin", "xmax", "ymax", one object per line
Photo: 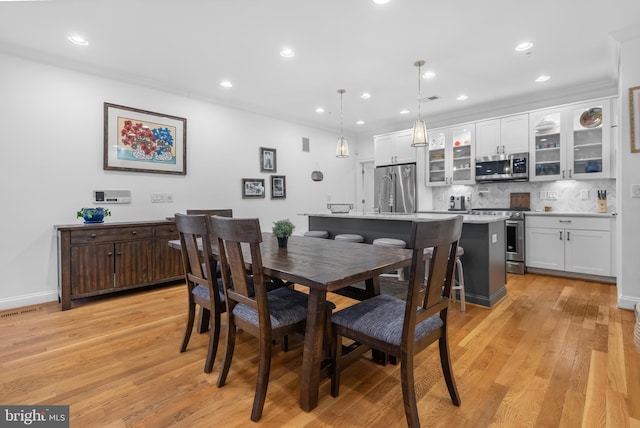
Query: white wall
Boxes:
[
  {"xmin": 0, "ymin": 53, "xmax": 359, "ymax": 310},
  {"xmin": 616, "ymin": 28, "xmax": 640, "ymax": 309}
]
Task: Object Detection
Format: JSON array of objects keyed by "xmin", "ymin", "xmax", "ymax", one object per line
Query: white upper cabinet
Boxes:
[
  {"xmin": 475, "ymin": 113, "xmax": 529, "ymax": 157},
  {"xmin": 530, "ymin": 99, "xmax": 612, "ymax": 181},
  {"xmin": 426, "ymin": 124, "xmax": 475, "ymax": 186},
  {"xmin": 374, "ymin": 129, "xmax": 416, "ymax": 166}
]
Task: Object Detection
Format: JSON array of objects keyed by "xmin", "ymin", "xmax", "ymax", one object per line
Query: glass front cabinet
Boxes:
[
  {"xmin": 530, "ymin": 99, "xmax": 611, "ymax": 181},
  {"xmin": 426, "ymin": 124, "xmax": 475, "ymax": 186}
]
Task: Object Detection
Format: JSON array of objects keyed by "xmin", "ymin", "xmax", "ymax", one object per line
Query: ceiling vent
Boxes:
[{"xmin": 419, "ymin": 95, "xmax": 439, "ymax": 103}]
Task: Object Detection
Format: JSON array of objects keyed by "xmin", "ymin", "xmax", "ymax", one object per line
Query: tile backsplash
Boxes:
[{"xmin": 432, "ymin": 179, "xmax": 616, "ymax": 213}]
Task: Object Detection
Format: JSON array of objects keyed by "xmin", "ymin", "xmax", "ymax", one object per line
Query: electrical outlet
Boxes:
[
  {"xmin": 580, "ymin": 189, "xmax": 589, "ymax": 200},
  {"xmin": 547, "ymin": 191, "xmax": 558, "ymax": 200}
]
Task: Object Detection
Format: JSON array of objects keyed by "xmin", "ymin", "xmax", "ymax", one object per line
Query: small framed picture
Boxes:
[
  {"xmin": 242, "ymin": 178, "xmax": 265, "ymax": 199},
  {"xmin": 271, "ymin": 175, "xmax": 286, "ymax": 199},
  {"xmin": 260, "ymin": 147, "xmax": 277, "ymax": 172}
]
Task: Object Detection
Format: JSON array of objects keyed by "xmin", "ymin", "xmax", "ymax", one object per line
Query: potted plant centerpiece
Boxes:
[
  {"xmin": 77, "ymin": 207, "xmax": 111, "ymax": 224},
  {"xmin": 272, "ymin": 218, "xmax": 295, "ymax": 248}
]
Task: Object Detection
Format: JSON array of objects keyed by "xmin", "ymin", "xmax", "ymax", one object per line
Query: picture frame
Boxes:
[
  {"xmin": 630, "ymin": 86, "xmax": 640, "ymax": 153},
  {"xmin": 271, "ymin": 175, "xmax": 286, "ymax": 199},
  {"xmin": 242, "ymin": 178, "xmax": 266, "ymax": 199},
  {"xmin": 104, "ymin": 103, "xmax": 187, "ymax": 174},
  {"xmin": 260, "ymin": 147, "xmax": 277, "ymax": 172}
]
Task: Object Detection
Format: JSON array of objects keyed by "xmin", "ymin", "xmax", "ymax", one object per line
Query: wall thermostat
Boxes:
[{"xmin": 93, "ymin": 190, "xmax": 131, "ymax": 204}]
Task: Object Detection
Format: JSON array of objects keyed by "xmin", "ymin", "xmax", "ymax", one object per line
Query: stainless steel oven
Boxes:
[{"xmin": 505, "ymin": 216, "xmax": 525, "ymax": 274}]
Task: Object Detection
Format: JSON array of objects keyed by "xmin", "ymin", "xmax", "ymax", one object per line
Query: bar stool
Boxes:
[
  {"xmin": 373, "ymin": 238, "xmax": 407, "ymax": 281},
  {"xmin": 334, "ymin": 234, "xmax": 364, "ymax": 243},
  {"xmin": 424, "ymin": 245, "xmax": 465, "ymax": 312},
  {"xmin": 303, "ymin": 230, "xmax": 329, "ymax": 238}
]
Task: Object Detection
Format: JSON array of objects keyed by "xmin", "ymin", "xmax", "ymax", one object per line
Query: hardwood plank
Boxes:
[{"xmin": 0, "ymin": 274, "xmax": 636, "ymax": 427}]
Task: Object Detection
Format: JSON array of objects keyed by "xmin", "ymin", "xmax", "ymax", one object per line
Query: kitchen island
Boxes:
[{"xmin": 302, "ymin": 212, "xmax": 508, "ymax": 308}]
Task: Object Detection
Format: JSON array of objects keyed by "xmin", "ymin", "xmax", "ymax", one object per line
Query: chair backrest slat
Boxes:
[{"xmin": 186, "ymin": 209, "xmax": 233, "ymax": 217}]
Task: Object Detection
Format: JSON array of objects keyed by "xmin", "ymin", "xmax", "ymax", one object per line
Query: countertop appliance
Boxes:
[
  {"xmin": 475, "ymin": 152, "xmax": 529, "ymax": 182},
  {"xmin": 449, "ymin": 195, "xmax": 466, "ymax": 211},
  {"xmin": 374, "ymin": 163, "xmax": 417, "ymax": 214}
]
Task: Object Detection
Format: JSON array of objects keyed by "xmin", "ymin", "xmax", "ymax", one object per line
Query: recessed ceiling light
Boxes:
[
  {"xmin": 360, "ymin": 92, "xmax": 371, "ymax": 99},
  {"xmin": 535, "ymin": 74, "xmax": 550, "ymax": 83},
  {"xmin": 373, "ymin": 0, "xmax": 391, "ymax": 4},
  {"xmin": 220, "ymin": 80, "xmax": 233, "ymax": 88},
  {"xmin": 356, "ymin": 120, "xmax": 365, "ymax": 125},
  {"xmin": 315, "ymin": 107, "xmax": 325, "ymax": 113},
  {"xmin": 67, "ymin": 34, "xmax": 88, "ymax": 46},
  {"xmin": 400, "ymin": 109, "xmax": 409, "ymax": 115},
  {"xmin": 280, "ymin": 47, "xmax": 295, "ymax": 58},
  {"xmin": 515, "ymin": 41, "xmax": 534, "ymax": 52},
  {"xmin": 456, "ymin": 94, "xmax": 468, "ymax": 101},
  {"xmin": 422, "ymin": 71, "xmax": 436, "ymax": 79}
]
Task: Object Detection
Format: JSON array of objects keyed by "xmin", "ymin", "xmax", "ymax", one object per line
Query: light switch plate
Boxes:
[
  {"xmin": 580, "ymin": 189, "xmax": 589, "ymax": 200},
  {"xmin": 632, "ymin": 184, "xmax": 640, "ymax": 198}
]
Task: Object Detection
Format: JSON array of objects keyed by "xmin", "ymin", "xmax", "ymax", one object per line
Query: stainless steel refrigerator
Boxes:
[{"xmin": 374, "ymin": 163, "xmax": 417, "ymax": 213}]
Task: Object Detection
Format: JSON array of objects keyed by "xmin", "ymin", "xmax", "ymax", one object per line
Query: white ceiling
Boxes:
[{"xmin": 1, "ymin": 0, "xmax": 639, "ymax": 137}]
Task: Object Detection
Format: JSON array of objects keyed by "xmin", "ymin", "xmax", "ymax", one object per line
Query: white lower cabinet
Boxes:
[{"xmin": 526, "ymin": 215, "xmax": 612, "ymax": 277}]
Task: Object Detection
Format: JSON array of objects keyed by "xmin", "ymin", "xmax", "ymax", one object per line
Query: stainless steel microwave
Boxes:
[{"xmin": 475, "ymin": 153, "xmax": 529, "ymax": 182}]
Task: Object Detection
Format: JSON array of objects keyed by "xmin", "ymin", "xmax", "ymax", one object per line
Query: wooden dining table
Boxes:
[{"xmin": 169, "ymin": 232, "xmax": 412, "ymax": 412}]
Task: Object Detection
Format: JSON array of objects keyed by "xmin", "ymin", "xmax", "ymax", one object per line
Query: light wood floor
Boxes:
[{"xmin": 1, "ymin": 274, "xmax": 638, "ymax": 427}]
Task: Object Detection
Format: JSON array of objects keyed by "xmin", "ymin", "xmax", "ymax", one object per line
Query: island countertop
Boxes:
[
  {"xmin": 300, "ymin": 211, "xmax": 509, "ymax": 224},
  {"xmin": 303, "ymin": 211, "xmax": 507, "ymax": 308}
]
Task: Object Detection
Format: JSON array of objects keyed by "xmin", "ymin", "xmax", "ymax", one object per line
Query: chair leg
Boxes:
[
  {"xmin": 251, "ymin": 335, "xmax": 272, "ymax": 422},
  {"xmin": 400, "ymin": 353, "xmax": 420, "ymax": 428},
  {"xmin": 330, "ymin": 332, "xmax": 341, "ymax": 397},
  {"xmin": 216, "ymin": 316, "xmax": 236, "ymax": 388},
  {"xmin": 204, "ymin": 309, "xmax": 221, "ymax": 373},
  {"xmin": 180, "ymin": 300, "xmax": 196, "ymax": 353},
  {"xmin": 439, "ymin": 332, "xmax": 461, "ymax": 406},
  {"xmin": 455, "ymin": 257, "xmax": 466, "ymax": 312}
]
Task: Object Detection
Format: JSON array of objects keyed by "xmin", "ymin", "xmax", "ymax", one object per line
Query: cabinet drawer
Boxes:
[
  {"xmin": 154, "ymin": 224, "xmax": 179, "ymax": 238},
  {"xmin": 526, "ymin": 216, "xmax": 610, "ymax": 231},
  {"xmin": 70, "ymin": 226, "xmax": 154, "ymax": 244}
]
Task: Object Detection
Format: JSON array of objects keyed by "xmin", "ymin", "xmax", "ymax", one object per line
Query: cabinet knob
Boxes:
[
  {"xmin": 169, "ymin": 228, "xmax": 174, "ymax": 232},
  {"xmin": 132, "ymin": 231, "xmax": 137, "ymax": 235},
  {"xmin": 90, "ymin": 233, "xmax": 97, "ymax": 238},
  {"xmin": 108, "ymin": 252, "xmax": 113, "ymax": 256},
  {"xmin": 117, "ymin": 251, "xmax": 121, "ymax": 256}
]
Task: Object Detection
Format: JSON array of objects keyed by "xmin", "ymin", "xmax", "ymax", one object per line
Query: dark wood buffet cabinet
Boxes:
[{"xmin": 56, "ymin": 220, "xmax": 184, "ymax": 310}]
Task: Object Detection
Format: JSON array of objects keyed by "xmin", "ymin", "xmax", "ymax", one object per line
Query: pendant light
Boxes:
[
  {"xmin": 411, "ymin": 60, "xmax": 428, "ymax": 147},
  {"xmin": 336, "ymin": 89, "xmax": 350, "ymax": 158}
]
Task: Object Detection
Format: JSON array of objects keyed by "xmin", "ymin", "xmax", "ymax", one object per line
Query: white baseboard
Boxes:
[
  {"xmin": 618, "ymin": 294, "xmax": 640, "ymax": 311},
  {"xmin": 0, "ymin": 291, "xmax": 58, "ymax": 311}
]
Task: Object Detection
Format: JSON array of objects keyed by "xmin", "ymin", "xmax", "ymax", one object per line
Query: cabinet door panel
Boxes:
[
  {"xmin": 525, "ymin": 227, "xmax": 564, "ymax": 270},
  {"xmin": 115, "ymin": 241, "xmax": 153, "ymax": 288},
  {"xmin": 475, "ymin": 119, "xmax": 500, "ymax": 157},
  {"xmin": 154, "ymin": 238, "xmax": 184, "ymax": 281},
  {"xmin": 71, "ymin": 244, "xmax": 114, "ymax": 295},
  {"xmin": 565, "ymin": 229, "xmax": 611, "ymax": 275}
]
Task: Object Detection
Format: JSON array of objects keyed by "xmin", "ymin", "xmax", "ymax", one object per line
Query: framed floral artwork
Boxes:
[
  {"xmin": 104, "ymin": 103, "xmax": 187, "ymax": 174},
  {"xmin": 271, "ymin": 175, "xmax": 286, "ymax": 199},
  {"xmin": 242, "ymin": 178, "xmax": 265, "ymax": 199},
  {"xmin": 260, "ymin": 147, "xmax": 277, "ymax": 172}
]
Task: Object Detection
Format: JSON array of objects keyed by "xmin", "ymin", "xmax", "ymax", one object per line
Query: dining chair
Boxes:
[
  {"xmin": 211, "ymin": 215, "xmax": 335, "ymax": 422},
  {"xmin": 175, "ymin": 213, "xmax": 226, "ymax": 374},
  {"xmin": 330, "ymin": 216, "xmax": 464, "ymax": 428}
]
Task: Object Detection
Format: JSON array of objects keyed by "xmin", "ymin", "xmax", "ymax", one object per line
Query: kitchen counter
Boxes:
[
  {"xmin": 525, "ymin": 211, "xmax": 617, "ymax": 218},
  {"xmin": 302, "ymin": 211, "xmax": 509, "ymax": 224},
  {"xmin": 302, "ymin": 212, "xmax": 507, "ymax": 308}
]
